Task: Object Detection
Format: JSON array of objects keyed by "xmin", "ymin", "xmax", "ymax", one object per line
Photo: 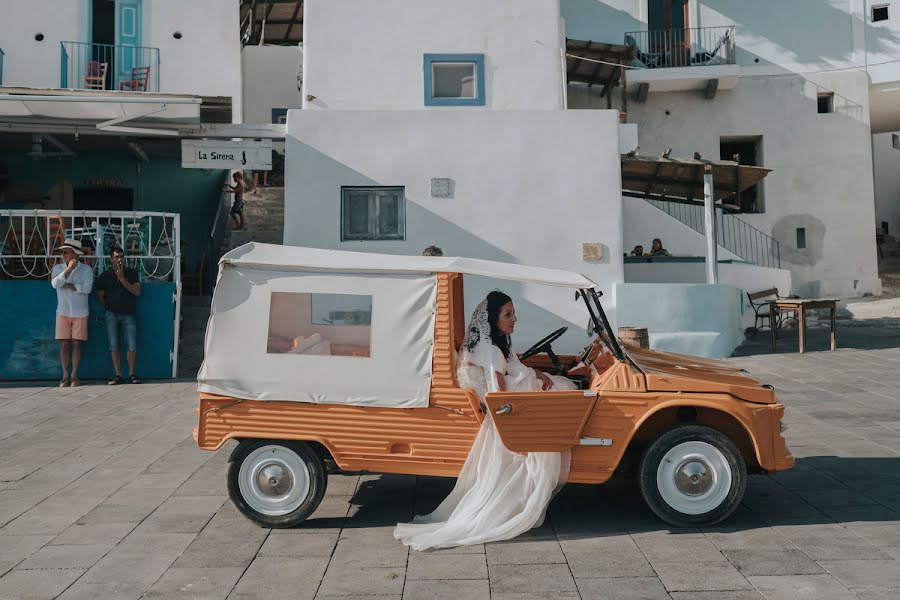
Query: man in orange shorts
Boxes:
[{"xmin": 50, "ymin": 239, "xmax": 94, "ymax": 387}]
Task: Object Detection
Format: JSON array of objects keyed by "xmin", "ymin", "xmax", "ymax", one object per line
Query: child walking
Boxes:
[{"xmin": 224, "ymin": 172, "xmax": 247, "ymax": 230}]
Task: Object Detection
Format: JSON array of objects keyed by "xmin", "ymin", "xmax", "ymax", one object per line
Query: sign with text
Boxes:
[{"xmin": 181, "ymin": 140, "xmax": 273, "ymax": 170}]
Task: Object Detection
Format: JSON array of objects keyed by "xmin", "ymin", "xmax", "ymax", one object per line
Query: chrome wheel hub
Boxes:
[
  {"xmin": 239, "ymin": 445, "xmax": 311, "ymax": 516},
  {"xmin": 674, "ymin": 459, "xmax": 713, "ymax": 496},
  {"xmin": 657, "ymin": 441, "xmax": 732, "ymax": 515}
]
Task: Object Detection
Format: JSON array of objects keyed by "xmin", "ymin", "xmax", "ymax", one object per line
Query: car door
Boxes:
[{"xmin": 484, "ymin": 390, "xmax": 597, "ymax": 452}]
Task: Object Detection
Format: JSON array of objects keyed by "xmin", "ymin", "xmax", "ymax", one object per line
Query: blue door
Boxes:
[{"xmin": 115, "ymin": 0, "xmax": 142, "ymax": 89}]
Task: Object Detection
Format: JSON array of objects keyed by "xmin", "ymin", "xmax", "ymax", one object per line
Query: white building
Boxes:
[
  {"xmin": 565, "ymin": 0, "xmax": 894, "ymax": 298},
  {"xmin": 286, "ymin": 0, "xmax": 626, "ymax": 348}
]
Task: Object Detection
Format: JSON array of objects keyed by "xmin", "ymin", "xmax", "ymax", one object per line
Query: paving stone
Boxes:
[
  {"xmin": 0, "ymin": 567, "xmax": 85, "ymax": 599},
  {"xmin": 406, "ymin": 553, "xmax": 487, "ymax": 579},
  {"xmin": 258, "ymin": 532, "xmax": 337, "ymax": 557},
  {"xmin": 142, "ymin": 566, "xmax": 244, "ymax": 600},
  {"xmin": 488, "ymin": 563, "xmax": 577, "ymax": 593},
  {"xmin": 49, "ymin": 522, "xmax": 135, "ymax": 546},
  {"xmin": 851, "ymin": 589, "xmax": 900, "ymax": 600},
  {"xmin": 229, "ymin": 557, "xmax": 329, "ymax": 600},
  {"xmin": 328, "ymin": 536, "xmax": 408, "ymax": 568},
  {"xmin": 789, "ymin": 534, "xmax": 891, "ymax": 560},
  {"xmin": 561, "ymin": 536, "xmax": 655, "ymax": 578},
  {"xmin": 748, "ymin": 574, "xmax": 856, "ymax": 600},
  {"xmin": 817, "ymin": 559, "xmax": 900, "ymax": 588},
  {"xmin": 575, "ymin": 576, "xmax": 671, "ymax": 599},
  {"xmin": 670, "ymin": 592, "xmax": 765, "ymax": 600},
  {"xmin": 317, "ymin": 565, "xmax": 404, "ymax": 596},
  {"xmin": 489, "ymin": 594, "xmax": 580, "ymax": 600},
  {"xmin": 723, "ymin": 549, "xmax": 825, "ymax": 576},
  {"xmin": 633, "ymin": 532, "xmax": 727, "ymax": 563},
  {"xmin": 173, "ymin": 539, "xmax": 264, "ymax": 569},
  {"xmin": 653, "ymin": 560, "xmax": 752, "ymax": 591},
  {"xmin": 486, "ymin": 539, "xmax": 566, "ymax": 565},
  {"xmin": 402, "ymin": 578, "xmax": 490, "ymax": 600},
  {"xmin": 17, "ymin": 543, "xmax": 110, "ymax": 570},
  {"xmin": 56, "ymin": 581, "xmax": 147, "ymax": 600},
  {"xmin": 704, "ymin": 527, "xmax": 794, "ymax": 550}
]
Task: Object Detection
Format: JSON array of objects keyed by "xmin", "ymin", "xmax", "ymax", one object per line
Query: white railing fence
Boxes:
[{"xmin": 0, "ymin": 210, "xmax": 180, "ymax": 281}]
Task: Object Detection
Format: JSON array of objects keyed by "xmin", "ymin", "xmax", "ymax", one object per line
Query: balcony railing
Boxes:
[
  {"xmin": 644, "ymin": 198, "xmax": 781, "ymax": 269},
  {"xmin": 60, "ymin": 41, "xmax": 160, "ymax": 92},
  {"xmin": 0, "ymin": 48, "xmax": 5, "ymax": 86},
  {"xmin": 625, "ymin": 26, "xmax": 735, "ymax": 69}
]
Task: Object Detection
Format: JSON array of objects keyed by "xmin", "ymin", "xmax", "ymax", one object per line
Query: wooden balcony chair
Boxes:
[
  {"xmin": 82, "ymin": 61, "xmax": 108, "ymax": 90},
  {"xmin": 119, "ymin": 66, "xmax": 151, "ymax": 92}
]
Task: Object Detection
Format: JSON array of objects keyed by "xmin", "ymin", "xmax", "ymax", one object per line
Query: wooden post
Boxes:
[
  {"xmin": 830, "ymin": 304, "xmax": 836, "ymax": 351},
  {"xmin": 621, "ymin": 58, "xmax": 628, "ymax": 118},
  {"xmin": 798, "ymin": 306, "xmax": 806, "ymax": 353},
  {"xmin": 703, "ymin": 164, "xmax": 718, "ymax": 284}
]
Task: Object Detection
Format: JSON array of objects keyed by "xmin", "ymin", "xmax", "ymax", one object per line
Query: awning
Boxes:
[
  {"xmin": 621, "ymin": 154, "xmax": 772, "ymax": 210},
  {"xmin": 565, "ymin": 39, "xmax": 634, "ymax": 88}
]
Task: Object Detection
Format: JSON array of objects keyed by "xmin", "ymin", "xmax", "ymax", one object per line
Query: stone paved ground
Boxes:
[{"xmin": 1, "ymin": 324, "xmax": 899, "ymax": 599}]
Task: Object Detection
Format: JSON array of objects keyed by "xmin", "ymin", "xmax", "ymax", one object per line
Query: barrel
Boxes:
[{"xmin": 618, "ymin": 327, "xmax": 649, "ymax": 349}]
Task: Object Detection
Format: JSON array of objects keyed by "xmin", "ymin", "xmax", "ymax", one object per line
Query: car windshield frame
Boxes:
[{"xmin": 578, "ymin": 288, "xmax": 639, "ymax": 370}]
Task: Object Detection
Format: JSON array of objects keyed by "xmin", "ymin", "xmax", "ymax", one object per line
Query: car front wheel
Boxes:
[
  {"xmin": 227, "ymin": 440, "xmax": 326, "ymax": 528},
  {"xmin": 639, "ymin": 425, "xmax": 746, "ymax": 528}
]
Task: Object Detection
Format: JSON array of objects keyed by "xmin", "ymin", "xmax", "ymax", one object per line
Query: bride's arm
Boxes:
[{"xmin": 494, "ymin": 371, "xmax": 507, "ymax": 391}]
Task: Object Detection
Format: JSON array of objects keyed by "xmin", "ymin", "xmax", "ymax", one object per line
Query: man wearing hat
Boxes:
[{"xmin": 50, "ymin": 239, "xmax": 94, "ymax": 387}]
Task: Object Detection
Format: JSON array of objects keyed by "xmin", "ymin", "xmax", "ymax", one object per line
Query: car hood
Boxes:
[{"xmin": 624, "ymin": 345, "xmax": 777, "ymax": 404}]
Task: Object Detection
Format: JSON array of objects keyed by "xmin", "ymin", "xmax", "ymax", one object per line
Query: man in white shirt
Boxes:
[{"xmin": 50, "ymin": 239, "xmax": 94, "ymax": 387}]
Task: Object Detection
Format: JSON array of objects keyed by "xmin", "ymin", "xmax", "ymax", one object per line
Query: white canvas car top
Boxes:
[
  {"xmin": 218, "ymin": 243, "xmax": 599, "ymax": 289},
  {"xmin": 198, "ymin": 244, "xmax": 598, "ymax": 409}
]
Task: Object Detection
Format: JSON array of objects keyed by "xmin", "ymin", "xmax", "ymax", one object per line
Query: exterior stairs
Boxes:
[
  {"xmin": 176, "ymin": 186, "xmax": 285, "ymax": 379},
  {"xmin": 643, "ymin": 198, "xmax": 781, "ymax": 268}
]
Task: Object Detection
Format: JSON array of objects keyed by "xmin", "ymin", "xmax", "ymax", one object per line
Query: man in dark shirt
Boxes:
[{"xmin": 96, "ymin": 246, "xmax": 142, "ymax": 384}]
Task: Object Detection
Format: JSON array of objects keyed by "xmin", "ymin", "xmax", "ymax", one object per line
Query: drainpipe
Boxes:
[{"xmin": 704, "ymin": 164, "xmax": 719, "ymax": 284}]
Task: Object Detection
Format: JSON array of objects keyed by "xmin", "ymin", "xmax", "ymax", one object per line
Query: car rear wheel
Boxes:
[
  {"xmin": 639, "ymin": 425, "xmax": 746, "ymax": 528},
  {"xmin": 227, "ymin": 440, "xmax": 326, "ymax": 528}
]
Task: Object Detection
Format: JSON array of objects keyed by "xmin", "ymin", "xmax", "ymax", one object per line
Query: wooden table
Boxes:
[{"xmin": 769, "ymin": 298, "xmax": 837, "ymax": 353}]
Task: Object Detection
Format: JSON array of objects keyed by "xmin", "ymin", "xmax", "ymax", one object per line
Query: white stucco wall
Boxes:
[
  {"xmin": 302, "ymin": 0, "xmax": 565, "ymax": 110},
  {"xmin": 615, "ymin": 282, "xmax": 745, "ymax": 358},
  {"xmin": 0, "ymin": 0, "xmax": 241, "ymax": 118},
  {"xmin": 242, "ymin": 45, "xmax": 303, "ymax": 133},
  {"xmin": 873, "ymin": 131, "xmax": 900, "ymax": 238},
  {"xmin": 0, "ymin": 0, "xmax": 87, "ymax": 88},
  {"xmin": 624, "ymin": 261, "xmax": 792, "ymax": 330},
  {"xmin": 283, "ymin": 109, "xmax": 624, "ymax": 352},
  {"xmin": 577, "ymin": 72, "xmax": 880, "ymax": 298}
]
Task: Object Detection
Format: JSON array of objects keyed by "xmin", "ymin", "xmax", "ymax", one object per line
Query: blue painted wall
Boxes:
[
  {"xmin": 0, "ymin": 155, "xmax": 227, "ymax": 272},
  {"xmin": 0, "ymin": 280, "xmax": 176, "ymax": 380}
]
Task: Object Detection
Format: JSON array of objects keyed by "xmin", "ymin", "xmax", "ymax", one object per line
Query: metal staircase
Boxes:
[{"xmin": 644, "ymin": 198, "xmax": 781, "ymax": 268}]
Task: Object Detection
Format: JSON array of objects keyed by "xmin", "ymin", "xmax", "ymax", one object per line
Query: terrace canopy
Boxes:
[{"xmin": 620, "ymin": 154, "xmax": 772, "ymax": 210}]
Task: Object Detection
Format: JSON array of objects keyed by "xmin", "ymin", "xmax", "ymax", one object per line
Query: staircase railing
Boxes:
[{"xmin": 644, "ymin": 198, "xmax": 781, "ymax": 268}]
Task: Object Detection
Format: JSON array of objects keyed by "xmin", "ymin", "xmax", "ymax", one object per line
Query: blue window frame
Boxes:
[
  {"xmin": 272, "ymin": 108, "xmax": 289, "ymax": 124},
  {"xmin": 423, "ymin": 54, "xmax": 485, "ymax": 106}
]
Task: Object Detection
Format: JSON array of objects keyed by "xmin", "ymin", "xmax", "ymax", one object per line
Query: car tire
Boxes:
[
  {"xmin": 639, "ymin": 424, "xmax": 746, "ymax": 528},
  {"xmin": 227, "ymin": 439, "xmax": 327, "ymax": 528}
]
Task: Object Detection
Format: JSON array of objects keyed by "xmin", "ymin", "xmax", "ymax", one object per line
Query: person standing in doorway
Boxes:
[
  {"xmin": 96, "ymin": 246, "xmax": 142, "ymax": 385},
  {"xmin": 50, "ymin": 239, "xmax": 94, "ymax": 387},
  {"xmin": 224, "ymin": 172, "xmax": 247, "ymax": 230}
]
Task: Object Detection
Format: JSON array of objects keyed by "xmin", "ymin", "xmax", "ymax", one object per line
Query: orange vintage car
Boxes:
[{"xmin": 195, "ymin": 244, "xmax": 793, "ymax": 529}]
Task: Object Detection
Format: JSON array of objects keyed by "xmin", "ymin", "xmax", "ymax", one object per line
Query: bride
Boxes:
[{"xmin": 394, "ymin": 291, "xmax": 576, "ymax": 551}]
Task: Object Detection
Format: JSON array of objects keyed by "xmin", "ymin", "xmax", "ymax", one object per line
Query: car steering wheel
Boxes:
[{"xmin": 519, "ymin": 326, "xmax": 568, "ymax": 373}]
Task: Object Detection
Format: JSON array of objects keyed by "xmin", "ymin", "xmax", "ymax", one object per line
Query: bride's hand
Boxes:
[{"xmin": 536, "ymin": 371, "xmax": 552, "ymax": 390}]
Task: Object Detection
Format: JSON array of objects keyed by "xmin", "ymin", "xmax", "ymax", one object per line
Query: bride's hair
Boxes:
[{"xmin": 486, "ymin": 290, "xmax": 513, "ymax": 359}]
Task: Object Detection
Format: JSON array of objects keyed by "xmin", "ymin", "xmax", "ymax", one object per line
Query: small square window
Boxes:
[
  {"xmin": 271, "ymin": 108, "xmax": 289, "ymax": 124},
  {"xmin": 796, "ymin": 228, "xmax": 807, "ymax": 249},
  {"xmin": 341, "ymin": 186, "xmax": 406, "ymax": 241},
  {"xmin": 892, "ymin": 133, "xmax": 900, "ymax": 149},
  {"xmin": 872, "ymin": 4, "xmax": 890, "ymax": 21},
  {"xmin": 817, "ymin": 93, "xmax": 834, "ymax": 114},
  {"xmin": 424, "ymin": 54, "xmax": 485, "ymax": 106}
]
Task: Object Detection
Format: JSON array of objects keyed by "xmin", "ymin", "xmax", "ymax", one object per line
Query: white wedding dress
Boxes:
[{"xmin": 393, "ymin": 299, "xmax": 575, "ymax": 551}]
